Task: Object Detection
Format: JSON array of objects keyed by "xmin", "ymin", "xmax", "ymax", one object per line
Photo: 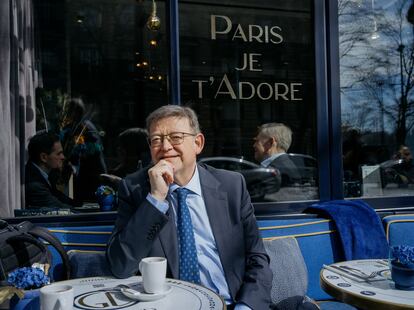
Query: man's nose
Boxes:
[{"xmin": 160, "ymin": 137, "xmax": 173, "ymax": 150}]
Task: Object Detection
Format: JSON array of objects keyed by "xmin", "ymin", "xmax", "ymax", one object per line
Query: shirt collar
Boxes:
[
  {"xmin": 261, "ymin": 152, "xmax": 286, "ymax": 167},
  {"xmin": 169, "ymin": 165, "xmax": 202, "ymax": 196}
]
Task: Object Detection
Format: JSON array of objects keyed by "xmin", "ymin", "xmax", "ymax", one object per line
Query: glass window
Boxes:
[
  {"xmin": 339, "ymin": 0, "xmax": 414, "ymax": 198},
  {"xmin": 26, "ymin": 0, "xmax": 169, "ymax": 214},
  {"xmin": 179, "ymin": 0, "xmax": 319, "ymax": 202}
]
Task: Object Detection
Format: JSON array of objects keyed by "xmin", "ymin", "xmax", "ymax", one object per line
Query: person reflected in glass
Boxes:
[
  {"xmin": 392, "ymin": 145, "xmax": 414, "ymax": 185},
  {"xmin": 253, "ymin": 123, "xmax": 300, "ymax": 187},
  {"xmin": 101, "ymin": 128, "xmax": 151, "ymax": 189},
  {"xmin": 25, "ymin": 131, "xmax": 78, "ymax": 209},
  {"xmin": 107, "ymin": 105, "xmax": 272, "ymax": 309},
  {"xmin": 59, "ymin": 98, "xmax": 107, "ymax": 204},
  {"xmin": 110, "ymin": 127, "xmax": 150, "ymax": 177},
  {"xmin": 342, "ymin": 128, "xmax": 363, "ymax": 182}
]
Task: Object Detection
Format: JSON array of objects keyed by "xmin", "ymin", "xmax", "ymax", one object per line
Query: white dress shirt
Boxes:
[{"xmin": 261, "ymin": 152, "xmax": 286, "ymax": 167}]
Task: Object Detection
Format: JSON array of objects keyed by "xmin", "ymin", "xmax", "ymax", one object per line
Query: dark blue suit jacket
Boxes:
[
  {"xmin": 107, "ymin": 164, "xmax": 272, "ymax": 309},
  {"xmin": 25, "ymin": 161, "xmax": 76, "ymax": 209}
]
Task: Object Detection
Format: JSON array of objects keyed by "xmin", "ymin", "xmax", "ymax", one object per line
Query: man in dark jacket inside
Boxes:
[
  {"xmin": 25, "ymin": 131, "xmax": 77, "ymax": 209},
  {"xmin": 253, "ymin": 123, "xmax": 301, "ymax": 186}
]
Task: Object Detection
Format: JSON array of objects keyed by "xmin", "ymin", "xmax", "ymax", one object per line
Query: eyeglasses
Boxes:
[{"xmin": 148, "ymin": 132, "xmax": 196, "ymax": 147}]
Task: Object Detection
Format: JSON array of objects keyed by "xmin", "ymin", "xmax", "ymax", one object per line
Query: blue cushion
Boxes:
[
  {"xmin": 68, "ymin": 251, "xmax": 112, "ymax": 278},
  {"xmin": 44, "ymin": 226, "xmax": 113, "ymax": 281}
]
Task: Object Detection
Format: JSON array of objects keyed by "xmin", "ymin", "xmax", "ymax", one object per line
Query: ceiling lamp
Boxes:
[{"xmin": 147, "ymin": 0, "xmax": 161, "ymax": 31}]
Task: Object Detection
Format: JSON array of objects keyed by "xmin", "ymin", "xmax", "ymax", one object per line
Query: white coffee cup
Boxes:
[
  {"xmin": 40, "ymin": 284, "xmax": 74, "ymax": 310},
  {"xmin": 139, "ymin": 257, "xmax": 167, "ymax": 294}
]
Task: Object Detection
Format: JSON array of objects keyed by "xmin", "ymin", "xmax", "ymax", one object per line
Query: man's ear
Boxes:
[
  {"xmin": 39, "ymin": 152, "xmax": 48, "ymax": 164},
  {"xmin": 194, "ymin": 133, "xmax": 205, "ymax": 155},
  {"xmin": 265, "ymin": 137, "xmax": 276, "ymax": 150}
]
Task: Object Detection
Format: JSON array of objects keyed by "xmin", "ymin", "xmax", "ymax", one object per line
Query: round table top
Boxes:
[
  {"xmin": 60, "ymin": 276, "xmax": 226, "ymax": 310},
  {"xmin": 320, "ymin": 259, "xmax": 414, "ymax": 310}
]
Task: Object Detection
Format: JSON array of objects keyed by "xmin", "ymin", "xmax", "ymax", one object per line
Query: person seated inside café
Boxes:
[
  {"xmin": 392, "ymin": 145, "xmax": 414, "ymax": 185},
  {"xmin": 25, "ymin": 131, "xmax": 79, "ymax": 209},
  {"xmin": 101, "ymin": 127, "xmax": 151, "ymax": 189},
  {"xmin": 253, "ymin": 122, "xmax": 301, "ymax": 186},
  {"xmin": 59, "ymin": 98, "xmax": 107, "ymax": 204},
  {"xmin": 110, "ymin": 127, "xmax": 150, "ymax": 178}
]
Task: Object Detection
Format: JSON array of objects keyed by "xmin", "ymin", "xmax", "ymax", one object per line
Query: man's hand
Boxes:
[{"xmin": 148, "ymin": 160, "xmax": 175, "ymax": 201}]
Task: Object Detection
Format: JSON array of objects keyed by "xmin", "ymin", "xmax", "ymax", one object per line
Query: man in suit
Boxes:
[
  {"xmin": 253, "ymin": 123, "xmax": 301, "ymax": 186},
  {"xmin": 107, "ymin": 105, "xmax": 272, "ymax": 309},
  {"xmin": 25, "ymin": 131, "xmax": 77, "ymax": 209}
]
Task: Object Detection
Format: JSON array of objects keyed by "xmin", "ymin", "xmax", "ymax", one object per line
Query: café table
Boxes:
[
  {"xmin": 320, "ymin": 259, "xmax": 414, "ymax": 310},
  {"xmin": 61, "ymin": 276, "xmax": 225, "ymax": 309}
]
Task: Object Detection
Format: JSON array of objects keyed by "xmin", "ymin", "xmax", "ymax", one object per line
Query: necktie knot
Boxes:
[
  {"xmin": 175, "ymin": 187, "xmax": 190, "ymax": 205},
  {"xmin": 176, "ymin": 187, "xmax": 190, "ymax": 201}
]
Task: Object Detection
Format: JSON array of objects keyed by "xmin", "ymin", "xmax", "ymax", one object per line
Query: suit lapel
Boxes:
[{"xmin": 197, "ymin": 165, "xmax": 231, "ymax": 271}]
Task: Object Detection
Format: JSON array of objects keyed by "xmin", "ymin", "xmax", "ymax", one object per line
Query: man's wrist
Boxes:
[
  {"xmin": 146, "ymin": 193, "xmax": 169, "ymax": 213},
  {"xmin": 150, "ymin": 191, "xmax": 167, "ymax": 201}
]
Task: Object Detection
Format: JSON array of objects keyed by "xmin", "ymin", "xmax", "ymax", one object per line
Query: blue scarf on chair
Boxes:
[{"xmin": 305, "ymin": 200, "xmax": 389, "ymax": 260}]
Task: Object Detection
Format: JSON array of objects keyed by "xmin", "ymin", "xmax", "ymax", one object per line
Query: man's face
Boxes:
[
  {"xmin": 41, "ymin": 141, "xmax": 65, "ymax": 170},
  {"xmin": 253, "ymin": 133, "xmax": 269, "ymax": 162},
  {"xmin": 401, "ymin": 147, "xmax": 413, "ymax": 163},
  {"xmin": 149, "ymin": 117, "xmax": 204, "ymax": 181}
]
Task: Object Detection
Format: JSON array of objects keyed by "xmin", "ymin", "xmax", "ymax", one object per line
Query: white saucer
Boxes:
[{"xmin": 121, "ymin": 284, "xmax": 173, "ymax": 301}]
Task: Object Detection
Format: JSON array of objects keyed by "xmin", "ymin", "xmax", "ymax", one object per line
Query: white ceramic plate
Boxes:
[{"xmin": 121, "ymin": 284, "xmax": 173, "ymax": 301}]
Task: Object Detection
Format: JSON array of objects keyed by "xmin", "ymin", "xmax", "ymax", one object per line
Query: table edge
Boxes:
[{"xmin": 319, "ymin": 263, "xmax": 414, "ymax": 310}]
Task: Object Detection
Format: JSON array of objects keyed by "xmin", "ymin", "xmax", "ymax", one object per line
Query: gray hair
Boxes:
[
  {"xmin": 146, "ymin": 105, "xmax": 201, "ymax": 133},
  {"xmin": 258, "ymin": 123, "xmax": 292, "ymax": 152}
]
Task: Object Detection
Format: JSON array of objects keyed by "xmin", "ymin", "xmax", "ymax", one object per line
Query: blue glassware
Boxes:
[
  {"xmin": 389, "ymin": 245, "xmax": 414, "ymax": 290},
  {"xmin": 391, "ymin": 261, "xmax": 414, "ymax": 290},
  {"xmin": 99, "ymin": 194, "xmax": 114, "ymax": 212}
]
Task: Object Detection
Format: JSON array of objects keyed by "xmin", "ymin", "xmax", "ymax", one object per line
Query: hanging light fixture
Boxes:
[
  {"xmin": 146, "ymin": 0, "xmax": 161, "ymax": 31},
  {"xmin": 371, "ymin": 20, "xmax": 379, "ymax": 40},
  {"xmin": 370, "ymin": 0, "xmax": 379, "ymax": 40}
]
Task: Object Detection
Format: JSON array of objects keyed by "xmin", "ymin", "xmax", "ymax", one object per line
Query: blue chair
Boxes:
[
  {"xmin": 67, "ymin": 250, "xmax": 112, "ymax": 278},
  {"xmin": 264, "ymin": 237, "xmax": 357, "ymax": 310}
]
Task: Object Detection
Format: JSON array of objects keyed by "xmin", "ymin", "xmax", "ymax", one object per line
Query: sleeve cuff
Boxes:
[
  {"xmin": 146, "ymin": 193, "xmax": 169, "ymax": 214},
  {"xmin": 234, "ymin": 303, "xmax": 252, "ymax": 310}
]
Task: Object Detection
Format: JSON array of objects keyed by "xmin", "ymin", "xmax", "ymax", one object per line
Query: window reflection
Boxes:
[
  {"xmin": 340, "ymin": 0, "xmax": 414, "ymax": 197},
  {"xmin": 180, "ymin": 0, "xmax": 318, "ymax": 202},
  {"xmin": 29, "ymin": 0, "xmax": 169, "ymax": 214}
]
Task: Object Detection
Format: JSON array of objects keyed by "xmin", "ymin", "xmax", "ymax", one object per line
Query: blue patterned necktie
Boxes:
[{"xmin": 175, "ymin": 187, "xmax": 201, "ymax": 284}]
